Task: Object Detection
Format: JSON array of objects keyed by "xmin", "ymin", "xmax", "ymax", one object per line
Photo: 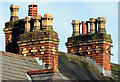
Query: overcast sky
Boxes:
[{"xmin": 0, "ymin": 2, "xmax": 118, "ymax": 64}]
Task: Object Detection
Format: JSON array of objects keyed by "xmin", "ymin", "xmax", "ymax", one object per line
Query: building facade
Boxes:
[
  {"xmin": 65, "ymin": 18, "xmax": 113, "ymax": 76},
  {"xmin": 3, "ymin": 4, "xmax": 59, "ymax": 71}
]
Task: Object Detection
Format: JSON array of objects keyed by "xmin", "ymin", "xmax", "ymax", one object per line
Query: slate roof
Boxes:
[
  {"xmin": 0, "ymin": 51, "xmax": 43, "ymax": 80},
  {"xmin": 0, "ymin": 51, "xmax": 118, "ymax": 81},
  {"xmin": 58, "ymin": 52, "xmax": 108, "ymax": 80},
  {"xmin": 0, "ymin": 51, "xmax": 69, "ymax": 81}
]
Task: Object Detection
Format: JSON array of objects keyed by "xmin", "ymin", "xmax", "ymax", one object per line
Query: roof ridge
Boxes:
[
  {"xmin": 65, "ymin": 53, "xmax": 87, "ymax": 61},
  {"xmin": 1, "ymin": 51, "xmax": 37, "ymax": 63}
]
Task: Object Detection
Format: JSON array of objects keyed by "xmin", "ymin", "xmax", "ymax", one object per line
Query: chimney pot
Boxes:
[
  {"xmin": 89, "ymin": 18, "xmax": 96, "ymax": 34},
  {"xmin": 10, "ymin": 4, "xmax": 19, "ymax": 21},
  {"xmin": 82, "ymin": 21, "xmax": 87, "ymax": 34},
  {"xmin": 71, "ymin": 20, "xmax": 81, "ymax": 36},
  {"xmin": 97, "ymin": 17, "xmax": 106, "ymax": 33}
]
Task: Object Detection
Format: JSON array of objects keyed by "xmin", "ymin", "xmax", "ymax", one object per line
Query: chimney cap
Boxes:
[
  {"xmin": 10, "ymin": 4, "xmax": 19, "ymax": 9},
  {"xmin": 43, "ymin": 14, "xmax": 54, "ymax": 19},
  {"xmin": 33, "ymin": 14, "xmax": 42, "ymax": 19},
  {"xmin": 24, "ymin": 16, "xmax": 31, "ymax": 21},
  {"xmin": 89, "ymin": 18, "xmax": 96, "ymax": 22},
  {"xmin": 97, "ymin": 17, "xmax": 106, "ymax": 22},
  {"xmin": 72, "ymin": 20, "xmax": 81, "ymax": 24},
  {"xmin": 34, "ymin": 14, "xmax": 42, "ymax": 17},
  {"xmin": 29, "ymin": 4, "xmax": 37, "ymax": 7}
]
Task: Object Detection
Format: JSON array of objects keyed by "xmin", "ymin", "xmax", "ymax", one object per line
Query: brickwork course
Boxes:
[
  {"xmin": 3, "ymin": 4, "xmax": 60, "ymax": 72},
  {"xmin": 65, "ymin": 17, "xmax": 113, "ymax": 76}
]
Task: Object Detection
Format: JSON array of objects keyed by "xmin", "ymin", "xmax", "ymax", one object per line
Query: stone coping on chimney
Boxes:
[{"xmin": 67, "ymin": 33, "xmax": 112, "ymax": 43}]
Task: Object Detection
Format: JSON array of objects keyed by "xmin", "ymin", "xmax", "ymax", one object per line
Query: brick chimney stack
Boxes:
[
  {"xmin": 66, "ymin": 17, "xmax": 112, "ymax": 76},
  {"xmin": 97, "ymin": 17, "xmax": 106, "ymax": 33},
  {"xmin": 82, "ymin": 21, "xmax": 87, "ymax": 34},
  {"xmin": 71, "ymin": 20, "xmax": 81, "ymax": 36},
  {"xmin": 10, "ymin": 4, "xmax": 19, "ymax": 21}
]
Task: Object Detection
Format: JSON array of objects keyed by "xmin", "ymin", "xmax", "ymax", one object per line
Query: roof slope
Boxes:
[
  {"xmin": 58, "ymin": 51, "xmax": 110, "ymax": 80},
  {"xmin": 111, "ymin": 63, "xmax": 120, "ymax": 80},
  {"xmin": 1, "ymin": 51, "xmax": 119, "ymax": 81},
  {"xmin": 31, "ymin": 73, "xmax": 69, "ymax": 81},
  {"xmin": 0, "ymin": 51, "xmax": 43, "ymax": 80}
]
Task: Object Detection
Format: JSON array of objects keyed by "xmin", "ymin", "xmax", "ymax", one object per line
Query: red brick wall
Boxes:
[
  {"xmin": 19, "ymin": 43, "xmax": 58, "ymax": 71},
  {"xmin": 67, "ymin": 43, "xmax": 111, "ymax": 71}
]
